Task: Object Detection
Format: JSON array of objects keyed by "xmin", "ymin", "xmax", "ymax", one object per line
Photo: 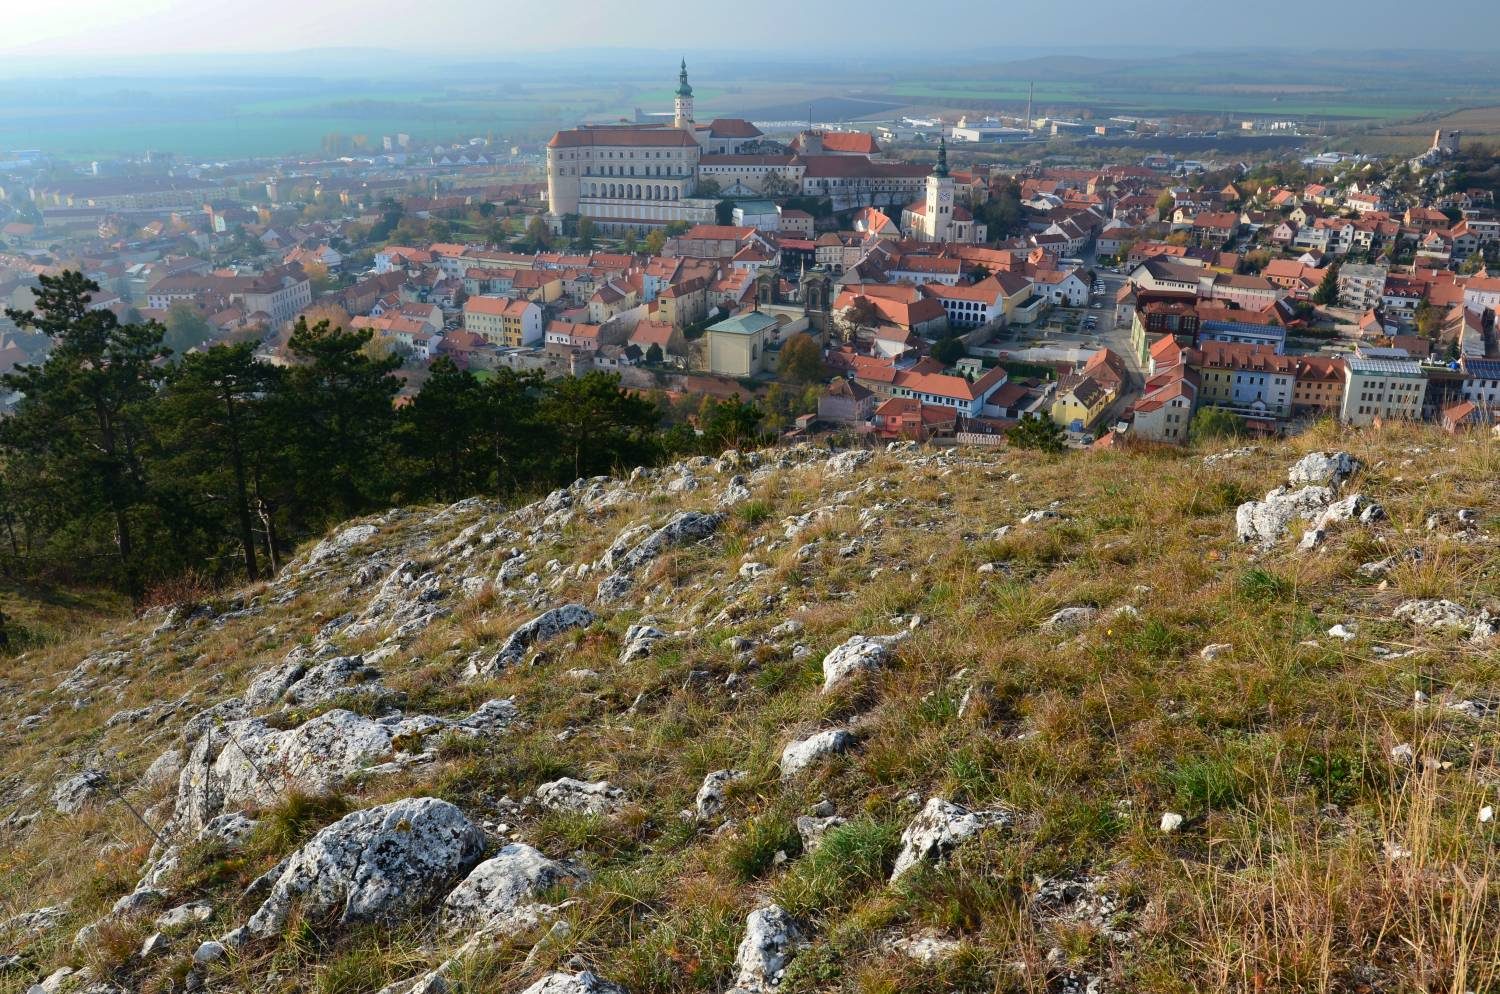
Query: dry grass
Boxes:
[{"xmin": 1, "ymin": 424, "xmax": 1498, "ymax": 993}]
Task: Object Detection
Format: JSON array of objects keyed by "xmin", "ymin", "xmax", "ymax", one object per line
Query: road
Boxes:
[{"xmin": 978, "ymin": 259, "xmax": 1142, "ymax": 429}]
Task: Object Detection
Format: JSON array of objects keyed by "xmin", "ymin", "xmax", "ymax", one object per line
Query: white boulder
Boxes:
[
  {"xmin": 535, "ymin": 778, "xmax": 627, "ymax": 816},
  {"xmin": 441, "ymin": 843, "xmax": 587, "ymax": 929},
  {"xmin": 232, "ymin": 797, "xmax": 484, "ymax": 941},
  {"xmin": 694, "ymin": 769, "xmax": 745, "ymax": 821},
  {"xmin": 518, "ymin": 973, "xmax": 627, "ymax": 994},
  {"xmin": 467, "ymin": 604, "xmax": 596, "ymax": 679},
  {"xmin": 727, "ymin": 905, "xmax": 805, "ymax": 993},
  {"xmin": 780, "ymin": 729, "xmax": 854, "ymax": 780},
  {"xmin": 820, "ymin": 635, "xmax": 892, "ymax": 693},
  {"xmin": 1287, "ymin": 451, "xmax": 1358, "ymax": 488},
  {"xmin": 891, "ymin": 797, "xmax": 1010, "ymax": 881}
]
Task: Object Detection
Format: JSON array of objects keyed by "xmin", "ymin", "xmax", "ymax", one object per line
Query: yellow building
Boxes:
[
  {"xmin": 706, "ymin": 310, "xmax": 781, "ymax": 377},
  {"xmin": 1050, "ymin": 375, "xmax": 1113, "ymax": 431}
]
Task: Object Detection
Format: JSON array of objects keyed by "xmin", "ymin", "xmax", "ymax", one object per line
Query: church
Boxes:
[
  {"xmin": 900, "ymin": 138, "xmax": 986, "ymax": 244},
  {"xmin": 544, "ymin": 62, "xmax": 768, "ymax": 233}
]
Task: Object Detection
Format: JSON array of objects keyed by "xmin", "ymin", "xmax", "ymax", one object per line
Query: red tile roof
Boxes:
[{"xmin": 548, "ymin": 127, "xmax": 699, "ymax": 149}]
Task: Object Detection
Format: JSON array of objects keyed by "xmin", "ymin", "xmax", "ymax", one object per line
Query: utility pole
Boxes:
[{"xmin": 1026, "ymin": 82, "xmax": 1034, "ymax": 132}]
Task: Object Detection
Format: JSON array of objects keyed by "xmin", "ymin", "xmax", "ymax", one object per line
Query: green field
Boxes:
[{"xmin": 4, "ymin": 51, "xmax": 1498, "ymax": 161}]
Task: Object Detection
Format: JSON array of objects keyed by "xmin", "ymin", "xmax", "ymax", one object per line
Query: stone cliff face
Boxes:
[{"xmin": 2, "ymin": 433, "xmax": 1499, "ymax": 994}]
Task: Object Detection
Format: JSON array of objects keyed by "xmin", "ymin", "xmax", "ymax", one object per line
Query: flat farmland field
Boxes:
[{"xmin": 5, "ymin": 50, "xmax": 1499, "ymax": 160}]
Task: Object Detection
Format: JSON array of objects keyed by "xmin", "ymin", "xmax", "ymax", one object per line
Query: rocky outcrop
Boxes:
[
  {"xmin": 304, "ymin": 523, "xmax": 378, "ymax": 567},
  {"xmin": 595, "ymin": 512, "xmax": 723, "ymax": 603},
  {"xmin": 518, "ymin": 973, "xmax": 628, "ymax": 994},
  {"xmin": 820, "ymin": 635, "xmax": 893, "ymax": 693},
  {"xmin": 727, "ymin": 905, "xmax": 804, "ymax": 993},
  {"xmin": 172, "ymin": 701, "xmax": 514, "ymax": 835},
  {"xmin": 891, "ymin": 797, "xmax": 1011, "ymax": 881},
  {"xmin": 780, "ymin": 729, "xmax": 853, "ymax": 779},
  {"xmin": 467, "ymin": 604, "xmax": 596, "ymax": 679},
  {"xmin": 1237, "ymin": 452, "xmax": 1372, "ymax": 549},
  {"xmin": 245, "ymin": 654, "xmax": 390, "ymax": 711},
  {"xmin": 1235, "ymin": 486, "xmax": 1334, "ymax": 547},
  {"xmin": 535, "ymin": 778, "xmax": 627, "ymax": 816},
  {"xmin": 441, "ymin": 843, "xmax": 587, "ymax": 929},
  {"xmin": 229, "ymin": 798, "xmax": 484, "ymax": 942}
]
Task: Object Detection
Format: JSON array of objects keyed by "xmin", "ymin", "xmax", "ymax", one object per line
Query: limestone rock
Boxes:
[
  {"xmin": 441, "ymin": 843, "xmax": 587, "ymax": 928},
  {"xmin": 825, "ymin": 450, "xmax": 872, "ymax": 475},
  {"xmin": 596, "ymin": 512, "xmax": 723, "ymax": 604},
  {"xmin": 694, "ymin": 770, "xmax": 745, "ymax": 821},
  {"xmin": 143, "ymin": 749, "xmax": 184, "ymax": 790},
  {"xmin": 1287, "ymin": 451, "xmax": 1358, "ymax": 488},
  {"xmin": 1041, "ymin": 607, "xmax": 1097, "ymax": 635},
  {"xmin": 234, "ymin": 798, "xmax": 484, "ymax": 941},
  {"xmin": 820, "ymin": 635, "xmax": 892, "ymax": 693},
  {"xmin": 618, "ymin": 625, "xmax": 666, "ymax": 665},
  {"xmin": 1394, "ymin": 599, "xmax": 1471, "ymax": 631},
  {"xmin": 518, "ymin": 973, "xmax": 627, "ymax": 994},
  {"xmin": 246, "ymin": 654, "xmax": 388, "ymax": 710},
  {"xmin": 468, "ymin": 604, "xmax": 596, "ymax": 679},
  {"xmin": 1235, "ymin": 486, "xmax": 1334, "ymax": 547},
  {"xmin": 891, "ymin": 797, "xmax": 1011, "ymax": 881},
  {"xmin": 157, "ymin": 901, "xmax": 214, "ymax": 930},
  {"xmin": 795, "ymin": 814, "xmax": 846, "ymax": 850},
  {"xmin": 1473, "ymin": 611, "xmax": 1500, "ymax": 646},
  {"xmin": 887, "ymin": 931, "xmax": 962, "ymax": 963},
  {"xmin": 535, "ymin": 778, "xmax": 627, "ymax": 816},
  {"xmin": 52, "ymin": 770, "xmax": 108, "ymax": 815},
  {"xmin": 192, "ymin": 940, "xmax": 226, "ymax": 965},
  {"xmin": 306, "ymin": 523, "xmax": 378, "ymax": 566},
  {"xmin": 172, "ymin": 709, "xmax": 418, "ymax": 835},
  {"xmin": 727, "ymin": 905, "xmax": 805, "ymax": 993},
  {"xmin": 780, "ymin": 729, "xmax": 853, "ymax": 779}
]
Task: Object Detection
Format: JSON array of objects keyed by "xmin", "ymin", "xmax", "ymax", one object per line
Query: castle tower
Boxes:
[
  {"xmin": 922, "ymin": 137, "xmax": 954, "ymax": 241},
  {"xmin": 674, "ymin": 60, "xmax": 695, "ymax": 131}
]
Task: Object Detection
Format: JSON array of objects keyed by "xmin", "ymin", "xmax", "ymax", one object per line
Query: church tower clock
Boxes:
[
  {"xmin": 674, "ymin": 60, "xmax": 695, "ymax": 131},
  {"xmin": 922, "ymin": 136, "xmax": 954, "ymax": 241}
]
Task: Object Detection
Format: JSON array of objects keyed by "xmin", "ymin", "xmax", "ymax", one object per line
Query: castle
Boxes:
[
  {"xmin": 545, "ymin": 63, "xmax": 951, "ymax": 236},
  {"xmin": 544, "ymin": 62, "xmax": 767, "ymax": 233}
]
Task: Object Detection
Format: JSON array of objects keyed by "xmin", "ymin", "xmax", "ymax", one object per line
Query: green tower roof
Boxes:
[
  {"xmin": 677, "ymin": 60, "xmax": 693, "ymax": 98},
  {"xmin": 934, "ymin": 136, "xmax": 950, "ymax": 178}
]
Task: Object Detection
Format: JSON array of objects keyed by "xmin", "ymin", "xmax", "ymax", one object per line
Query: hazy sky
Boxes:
[{"xmin": 4, "ymin": 0, "xmax": 1496, "ymax": 56}]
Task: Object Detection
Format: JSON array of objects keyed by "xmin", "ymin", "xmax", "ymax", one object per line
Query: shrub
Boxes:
[
  {"xmin": 773, "ymin": 818, "xmax": 900, "ymax": 916},
  {"xmin": 248, "ymin": 789, "xmax": 353, "ymax": 860},
  {"xmin": 723, "ymin": 813, "xmax": 802, "ymax": 882},
  {"xmin": 1238, "ymin": 567, "xmax": 1292, "ymax": 602}
]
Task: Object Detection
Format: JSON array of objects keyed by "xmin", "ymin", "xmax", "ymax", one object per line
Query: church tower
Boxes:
[
  {"xmin": 674, "ymin": 60, "xmax": 695, "ymax": 131},
  {"xmin": 922, "ymin": 137, "xmax": 954, "ymax": 240}
]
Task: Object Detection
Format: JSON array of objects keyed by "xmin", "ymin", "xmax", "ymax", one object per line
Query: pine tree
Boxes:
[
  {"xmin": 2, "ymin": 272, "xmax": 168, "ymax": 599},
  {"xmin": 153, "ymin": 342, "xmax": 283, "ymax": 581},
  {"xmin": 273, "ymin": 317, "xmax": 402, "ymax": 524}
]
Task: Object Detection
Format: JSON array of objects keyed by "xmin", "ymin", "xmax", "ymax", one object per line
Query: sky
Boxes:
[{"xmin": 2, "ymin": 0, "xmax": 1496, "ymax": 58}]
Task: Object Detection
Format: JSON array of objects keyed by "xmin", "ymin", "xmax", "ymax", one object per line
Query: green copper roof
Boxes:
[
  {"xmin": 710, "ymin": 311, "xmax": 778, "ymax": 335},
  {"xmin": 677, "ymin": 60, "xmax": 693, "ymax": 98},
  {"xmin": 934, "ymin": 136, "xmax": 950, "ymax": 177}
]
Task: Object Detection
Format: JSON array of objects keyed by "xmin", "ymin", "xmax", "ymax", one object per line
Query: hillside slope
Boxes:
[{"xmin": 2, "ymin": 427, "xmax": 1498, "ymax": 994}]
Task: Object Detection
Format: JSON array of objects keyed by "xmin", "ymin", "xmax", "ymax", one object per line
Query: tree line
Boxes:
[{"xmin": 0, "ymin": 272, "xmax": 767, "ymax": 603}]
